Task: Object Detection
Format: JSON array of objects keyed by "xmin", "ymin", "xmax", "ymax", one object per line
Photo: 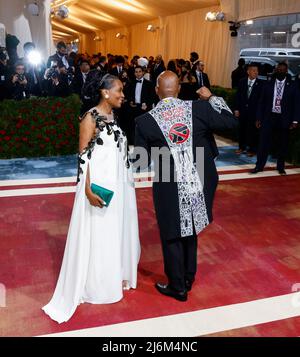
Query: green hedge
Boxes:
[
  {"xmin": 0, "ymin": 95, "xmax": 81, "ymax": 159},
  {"xmin": 0, "ymin": 90, "xmax": 299, "ymax": 164}
]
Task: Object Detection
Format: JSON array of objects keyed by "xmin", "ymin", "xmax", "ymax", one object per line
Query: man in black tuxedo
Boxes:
[
  {"xmin": 234, "ymin": 63, "xmax": 265, "ymax": 156},
  {"xmin": 251, "ymin": 62, "xmax": 299, "ymax": 175},
  {"xmin": 46, "ymin": 41, "xmax": 71, "ymax": 70},
  {"xmin": 190, "ymin": 51, "xmax": 200, "ymax": 72},
  {"xmin": 151, "ymin": 55, "xmax": 166, "ymax": 84},
  {"xmin": 110, "ymin": 56, "xmax": 125, "ymax": 79},
  {"xmin": 193, "ymin": 61, "xmax": 210, "ymax": 90},
  {"xmin": 72, "ymin": 60, "xmax": 90, "ymax": 96},
  {"xmin": 124, "ymin": 65, "xmax": 155, "ymax": 144},
  {"xmin": 134, "ymin": 71, "xmax": 237, "ymax": 302}
]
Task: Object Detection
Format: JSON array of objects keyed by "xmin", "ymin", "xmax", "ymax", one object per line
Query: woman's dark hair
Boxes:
[{"xmin": 81, "ymin": 70, "xmax": 119, "ymax": 105}]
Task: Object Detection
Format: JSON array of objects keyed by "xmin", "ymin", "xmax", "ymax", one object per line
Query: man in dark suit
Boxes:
[
  {"xmin": 46, "ymin": 41, "xmax": 71, "ymax": 70},
  {"xmin": 110, "ymin": 56, "xmax": 125, "ymax": 79},
  {"xmin": 134, "ymin": 71, "xmax": 237, "ymax": 302},
  {"xmin": 124, "ymin": 65, "xmax": 155, "ymax": 144},
  {"xmin": 231, "ymin": 58, "xmax": 247, "ymax": 89},
  {"xmin": 234, "ymin": 63, "xmax": 265, "ymax": 156},
  {"xmin": 193, "ymin": 61, "xmax": 210, "ymax": 90},
  {"xmin": 251, "ymin": 62, "xmax": 299, "ymax": 175},
  {"xmin": 0, "ymin": 51, "xmax": 10, "ymax": 101},
  {"xmin": 190, "ymin": 51, "xmax": 200, "ymax": 72},
  {"xmin": 72, "ymin": 60, "xmax": 90, "ymax": 96},
  {"xmin": 151, "ymin": 55, "xmax": 166, "ymax": 85}
]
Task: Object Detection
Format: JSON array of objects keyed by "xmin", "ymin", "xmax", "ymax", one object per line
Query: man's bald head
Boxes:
[{"xmin": 156, "ymin": 70, "xmax": 180, "ymax": 99}]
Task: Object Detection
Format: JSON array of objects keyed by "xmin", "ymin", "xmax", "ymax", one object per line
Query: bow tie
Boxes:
[{"xmin": 136, "ymin": 79, "xmax": 142, "ymax": 83}]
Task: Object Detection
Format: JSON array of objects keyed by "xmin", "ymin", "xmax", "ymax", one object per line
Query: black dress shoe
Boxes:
[
  {"xmin": 250, "ymin": 168, "xmax": 263, "ymax": 174},
  {"xmin": 278, "ymin": 169, "xmax": 287, "ymax": 176},
  {"xmin": 185, "ymin": 279, "xmax": 195, "ymax": 292},
  {"xmin": 155, "ymin": 283, "xmax": 188, "ymax": 302}
]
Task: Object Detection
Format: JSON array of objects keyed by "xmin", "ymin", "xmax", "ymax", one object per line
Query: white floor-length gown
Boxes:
[{"xmin": 42, "ymin": 109, "xmax": 141, "ymax": 323}]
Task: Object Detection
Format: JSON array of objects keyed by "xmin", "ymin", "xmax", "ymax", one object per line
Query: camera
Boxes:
[
  {"xmin": 46, "ymin": 61, "xmax": 59, "ymax": 80},
  {"xmin": 17, "ymin": 74, "xmax": 25, "ymax": 82}
]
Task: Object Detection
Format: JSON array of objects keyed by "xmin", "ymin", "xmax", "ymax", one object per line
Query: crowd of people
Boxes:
[
  {"xmin": 1, "ymin": 39, "xmax": 299, "ymax": 170},
  {"xmin": 0, "ymin": 41, "xmax": 209, "ymax": 102}
]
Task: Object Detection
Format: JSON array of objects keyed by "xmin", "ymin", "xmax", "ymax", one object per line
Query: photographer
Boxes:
[
  {"xmin": 47, "ymin": 41, "xmax": 71, "ymax": 70},
  {"xmin": 0, "ymin": 51, "xmax": 10, "ymax": 101},
  {"xmin": 43, "ymin": 62, "xmax": 71, "ymax": 97},
  {"xmin": 9, "ymin": 62, "xmax": 30, "ymax": 100},
  {"xmin": 21, "ymin": 42, "xmax": 45, "ymax": 97}
]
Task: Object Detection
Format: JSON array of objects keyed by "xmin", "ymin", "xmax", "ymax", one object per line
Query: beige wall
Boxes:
[
  {"xmin": 238, "ymin": 0, "xmax": 300, "ymax": 21},
  {"xmin": 96, "ymin": 5, "xmax": 237, "ymax": 87}
]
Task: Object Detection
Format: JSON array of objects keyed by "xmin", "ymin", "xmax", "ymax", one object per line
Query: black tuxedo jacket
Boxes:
[
  {"xmin": 46, "ymin": 53, "xmax": 71, "ymax": 69},
  {"xmin": 125, "ymin": 78, "xmax": 155, "ymax": 110},
  {"xmin": 257, "ymin": 78, "xmax": 300, "ymax": 128},
  {"xmin": 134, "ymin": 99, "xmax": 237, "ymax": 240},
  {"xmin": 192, "ymin": 71, "xmax": 211, "ymax": 90},
  {"xmin": 234, "ymin": 78, "xmax": 265, "ymax": 121},
  {"xmin": 72, "ymin": 72, "xmax": 85, "ymax": 95},
  {"xmin": 151, "ymin": 63, "xmax": 166, "ymax": 83}
]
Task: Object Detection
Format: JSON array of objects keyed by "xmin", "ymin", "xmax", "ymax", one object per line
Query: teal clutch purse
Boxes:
[{"xmin": 90, "ymin": 183, "xmax": 114, "ymax": 207}]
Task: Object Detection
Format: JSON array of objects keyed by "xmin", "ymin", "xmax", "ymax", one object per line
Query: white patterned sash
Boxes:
[{"xmin": 149, "ymin": 98, "xmax": 209, "ymax": 237}]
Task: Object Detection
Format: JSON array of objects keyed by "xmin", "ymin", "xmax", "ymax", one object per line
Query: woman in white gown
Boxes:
[{"xmin": 42, "ymin": 73, "xmax": 141, "ymax": 323}]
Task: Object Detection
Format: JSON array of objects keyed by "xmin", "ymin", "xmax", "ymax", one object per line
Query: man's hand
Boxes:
[
  {"xmin": 129, "ymin": 101, "xmax": 137, "ymax": 108},
  {"xmin": 234, "ymin": 110, "xmax": 240, "ymax": 118},
  {"xmin": 12, "ymin": 74, "xmax": 19, "ymax": 84},
  {"xmin": 256, "ymin": 120, "xmax": 261, "ymax": 129},
  {"xmin": 20, "ymin": 78, "xmax": 27, "ymax": 85},
  {"xmin": 141, "ymin": 103, "xmax": 147, "ymax": 111},
  {"xmin": 290, "ymin": 122, "xmax": 298, "ymax": 130},
  {"xmin": 197, "ymin": 86, "xmax": 212, "ymax": 101},
  {"xmin": 52, "ymin": 77, "xmax": 59, "ymax": 86}
]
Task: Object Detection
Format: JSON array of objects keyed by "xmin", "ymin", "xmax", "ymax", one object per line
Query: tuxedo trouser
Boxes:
[
  {"xmin": 256, "ymin": 114, "xmax": 289, "ymax": 171},
  {"xmin": 160, "ymin": 234, "xmax": 198, "ymax": 291}
]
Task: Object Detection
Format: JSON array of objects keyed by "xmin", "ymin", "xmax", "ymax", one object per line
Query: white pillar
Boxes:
[{"xmin": 0, "ymin": 0, "xmax": 54, "ymax": 59}]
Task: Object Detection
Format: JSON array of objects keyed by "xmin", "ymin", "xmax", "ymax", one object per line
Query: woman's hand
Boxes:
[{"xmin": 86, "ymin": 189, "xmax": 106, "ymax": 208}]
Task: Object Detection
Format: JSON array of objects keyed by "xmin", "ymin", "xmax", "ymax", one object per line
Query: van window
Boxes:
[{"xmin": 241, "ymin": 50, "xmax": 260, "ymax": 56}]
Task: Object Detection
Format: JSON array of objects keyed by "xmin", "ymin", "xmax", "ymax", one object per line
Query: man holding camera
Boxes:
[
  {"xmin": 0, "ymin": 51, "xmax": 10, "ymax": 101},
  {"xmin": 43, "ymin": 62, "xmax": 71, "ymax": 97},
  {"xmin": 9, "ymin": 62, "xmax": 30, "ymax": 100}
]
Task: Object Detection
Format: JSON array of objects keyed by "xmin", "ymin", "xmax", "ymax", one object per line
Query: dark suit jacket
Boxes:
[
  {"xmin": 257, "ymin": 78, "xmax": 300, "ymax": 128},
  {"xmin": 124, "ymin": 78, "xmax": 155, "ymax": 110},
  {"xmin": 134, "ymin": 99, "xmax": 237, "ymax": 240},
  {"xmin": 234, "ymin": 78, "xmax": 265, "ymax": 121},
  {"xmin": 110, "ymin": 67, "xmax": 124, "ymax": 78},
  {"xmin": 192, "ymin": 71, "xmax": 211, "ymax": 90},
  {"xmin": 72, "ymin": 72, "xmax": 85, "ymax": 96},
  {"xmin": 151, "ymin": 63, "xmax": 166, "ymax": 84},
  {"xmin": 46, "ymin": 53, "xmax": 71, "ymax": 69}
]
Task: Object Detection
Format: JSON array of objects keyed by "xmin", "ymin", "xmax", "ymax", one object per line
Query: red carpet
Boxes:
[{"xmin": 1, "ymin": 175, "xmax": 300, "ymax": 336}]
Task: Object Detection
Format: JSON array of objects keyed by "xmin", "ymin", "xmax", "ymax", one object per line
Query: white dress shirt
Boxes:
[{"xmin": 135, "ymin": 77, "xmax": 144, "ymax": 104}]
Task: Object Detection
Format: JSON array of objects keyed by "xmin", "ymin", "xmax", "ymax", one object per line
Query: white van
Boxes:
[
  {"xmin": 240, "ymin": 48, "xmax": 300, "ymax": 57},
  {"xmin": 241, "ymin": 56, "xmax": 300, "ymax": 80}
]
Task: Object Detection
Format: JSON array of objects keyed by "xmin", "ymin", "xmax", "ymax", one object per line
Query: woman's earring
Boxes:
[{"xmin": 104, "ymin": 94, "xmax": 109, "ymax": 99}]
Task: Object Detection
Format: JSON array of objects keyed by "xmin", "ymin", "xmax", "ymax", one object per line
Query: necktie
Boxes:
[
  {"xmin": 247, "ymin": 81, "xmax": 253, "ymax": 98},
  {"xmin": 197, "ymin": 72, "xmax": 203, "ymax": 87},
  {"xmin": 273, "ymin": 81, "xmax": 284, "ymax": 113},
  {"xmin": 136, "ymin": 79, "xmax": 142, "ymax": 83}
]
